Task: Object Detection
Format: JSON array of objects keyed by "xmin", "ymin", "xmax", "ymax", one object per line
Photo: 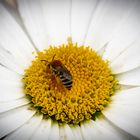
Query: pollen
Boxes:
[{"xmin": 23, "ymin": 39, "xmax": 118, "ymax": 125}]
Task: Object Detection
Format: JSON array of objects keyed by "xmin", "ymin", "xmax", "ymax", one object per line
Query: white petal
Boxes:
[
  {"xmin": 30, "ymin": 119, "xmax": 51, "ymax": 140},
  {"xmin": 5, "ymin": 0, "xmax": 16, "ymax": 8},
  {"xmin": 0, "ymin": 64, "xmax": 22, "ymax": 91},
  {"xmin": 81, "ymin": 121, "xmax": 97, "ymax": 140},
  {"xmin": 40, "ymin": 0, "xmax": 71, "ymax": 46},
  {"xmin": 0, "ymin": 63, "xmax": 24, "ymax": 102},
  {"xmin": 103, "ymin": 87, "xmax": 140, "ymax": 139},
  {"xmin": 71, "ymin": 0, "xmax": 98, "ymax": 46},
  {"xmin": 81, "ymin": 119, "xmax": 130, "ymax": 140},
  {"xmin": 0, "ymin": 97, "xmax": 30, "ymax": 113},
  {"xmin": 85, "ymin": 0, "xmax": 134, "ymax": 51},
  {"xmin": 0, "ymin": 71, "xmax": 24, "ymax": 101},
  {"xmin": 97, "ymin": 44, "xmax": 107, "ymax": 57},
  {"xmin": 48, "ymin": 122, "xmax": 59, "ymax": 140},
  {"xmin": 2, "ymin": 0, "xmax": 21, "ymax": 25},
  {"xmin": 0, "ymin": 65, "xmax": 21, "ymax": 82},
  {"xmin": 0, "ymin": 45, "xmax": 24, "ymax": 74},
  {"xmin": 4, "ymin": 114, "xmax": 42, "ymax": 140},
  {"xmin": 0, "ymin": 83, "xmax": 24, "ymax": 102},
  {"xmin": 17, "ymin": 0, "xmax": 49, "ymax": 51},
  {"xmin": 103, "ymin": 1, "xmax": 140, "ymax": 62},
  {"xmin": 117, "ymin": 67, "xmax": 140, "ymax": 86},
  {"xmin": 110, "ymin": 40, "xmax": 140, "ymax": 74},
  {"xmin": 60, "ymin": 124, "xmax": 75, "ymax": 140},
  {"xmin": 0, "ymin": 105, "xmax": 35, "ymax": 139},
  {"xmin": 70, "ymin": 125, "xmax": 83, "ymax": 140},
  {"xmin": 18, "ymin": 0, "xmax": 71, "ymax": 50},
  {"xmin": 0, "ymin": 4, "xmax": 36, "ymax": 70},
  {"xmin": 111, "ymin": 87, "xmax": 140, "ymax": 106},
  {"xmin": 93, "ymin": 118, "xmax": 133, "ymax": 140}
]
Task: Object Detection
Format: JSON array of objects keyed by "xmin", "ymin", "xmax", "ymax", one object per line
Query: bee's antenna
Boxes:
[
  {"xmin": 41, "ymin": 60, "xmax": 49, "ymax": 63},
  {"xmin": 52, "ymin": 54, "xmax": 56, "ymax": 61},
  {"xmin": 41, "ymin": 54, "xmax": 56, "ymax": 63}
]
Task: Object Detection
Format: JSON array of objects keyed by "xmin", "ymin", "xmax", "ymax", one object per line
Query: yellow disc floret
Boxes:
[{"xmin": 23, "ymin": 40, "xmax": 118, "ymax": 124}]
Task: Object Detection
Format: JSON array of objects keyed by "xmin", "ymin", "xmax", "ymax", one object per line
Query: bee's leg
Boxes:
[{"xmin": 50, "ymin": 75, "xmax": 57, "ymax": 88}]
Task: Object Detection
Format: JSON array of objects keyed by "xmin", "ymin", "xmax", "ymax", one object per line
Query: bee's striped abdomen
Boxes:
[
  {"xmin": 49, "ymin": 60, "xmax": 73, "ymax": 90},
  {"xmin": 60, "ymin": 75, "xmax": 72, "ymax": 90}
]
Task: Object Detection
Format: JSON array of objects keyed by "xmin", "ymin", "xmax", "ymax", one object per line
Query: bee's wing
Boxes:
[{"xmin": 60, "ymin": 65, "xmax": 72, "ymax": 80}]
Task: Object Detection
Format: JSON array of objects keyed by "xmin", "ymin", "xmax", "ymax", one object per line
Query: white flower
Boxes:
[{"xmin": 0, "ymin": 0, "xmax": 140, "ymax": 140}]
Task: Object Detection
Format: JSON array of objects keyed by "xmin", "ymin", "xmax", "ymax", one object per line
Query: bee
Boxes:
[{"xmin": 42, "ymin": 55, "xmax": 73, "ymax": 90}]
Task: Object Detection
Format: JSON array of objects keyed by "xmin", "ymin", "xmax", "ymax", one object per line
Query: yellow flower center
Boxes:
[{"xmin": 23, "ymin": 39, "xmax": 118, "ymax": 124}]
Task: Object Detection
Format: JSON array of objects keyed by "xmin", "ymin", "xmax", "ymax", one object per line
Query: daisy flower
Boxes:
[{"xmin": 0, "ymin": 0, "xmax": 140, "ymax": 140}]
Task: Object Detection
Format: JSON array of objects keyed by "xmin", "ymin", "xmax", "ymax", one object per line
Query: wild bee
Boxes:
[{"xmin": 42, "ymin": 55, "xmax": 73, "ymax": 90}]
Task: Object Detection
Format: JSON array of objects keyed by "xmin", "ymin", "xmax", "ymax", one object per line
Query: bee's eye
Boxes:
[
  {"xmin": 48, "ymin": 64, "xmax": 50, "ymax": 68},
  {"xmin": 51, "ymin": 64, "xmax": 55, "ymax": 68}
]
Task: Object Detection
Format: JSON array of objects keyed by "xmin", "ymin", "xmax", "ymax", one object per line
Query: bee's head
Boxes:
[
  {"xmin": 48, "ymin": 63, "xmax": 60, "ymax": 75},
  {"xmin": 48, "ymin": 63, "xmax": 56, "ymax": 72}
]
